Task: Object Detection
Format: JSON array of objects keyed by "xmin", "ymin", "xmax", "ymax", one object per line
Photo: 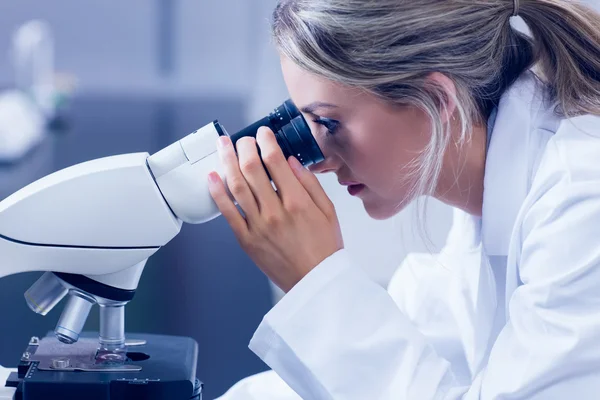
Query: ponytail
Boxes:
[{"xmin": 518, "ymin": 0, "xmax": 600, "ymax": 117}]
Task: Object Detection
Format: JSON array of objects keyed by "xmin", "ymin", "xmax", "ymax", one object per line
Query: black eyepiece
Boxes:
[{"xmin": 224, "ymin": 99, "xmax": 324, "ymax": 167}]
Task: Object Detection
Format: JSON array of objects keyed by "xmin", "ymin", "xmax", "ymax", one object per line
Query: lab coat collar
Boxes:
[{"xmin": 481, "ymin": 72, "xmax": 549, "ymax": 256}]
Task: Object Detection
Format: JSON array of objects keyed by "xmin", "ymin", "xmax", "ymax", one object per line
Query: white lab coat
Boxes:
[{"xmin": 218, "ymin": 70, "xmax": 600, "ymax": 399}]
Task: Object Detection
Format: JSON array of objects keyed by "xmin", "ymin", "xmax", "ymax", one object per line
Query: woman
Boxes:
[{"xmin": 209, "ymin": 0, "xmax": 600, "ymax": 398}]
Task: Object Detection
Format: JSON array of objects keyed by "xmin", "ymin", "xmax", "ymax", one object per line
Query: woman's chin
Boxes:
[{"xmin": 362, "ymin": 199, "xmax": 405, "ymax": 220}]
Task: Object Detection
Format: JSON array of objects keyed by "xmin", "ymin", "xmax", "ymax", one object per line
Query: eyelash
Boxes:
[{"xmin": 313, "ymin": 118, "xmax": 340, "ymax": 136}]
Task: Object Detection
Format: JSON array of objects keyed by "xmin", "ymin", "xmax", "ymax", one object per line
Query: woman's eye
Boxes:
[{"xmin": 313, "ymin": 117, "xmax": 340, "ymax": 136}]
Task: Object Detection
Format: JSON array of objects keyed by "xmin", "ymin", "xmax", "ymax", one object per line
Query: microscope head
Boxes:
[{"xmin": 0, "ymin": 151, "xmax": 182, "ymax": 349}]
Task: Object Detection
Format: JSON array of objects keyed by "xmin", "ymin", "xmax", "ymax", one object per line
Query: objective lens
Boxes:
[
  {"xmin": 25, "ymin": 272, "xmax": 68, "ymax": 316},
  {"xmin": 55, "ymin": 291, "xmax": 95, "ymax": 344},
  {"xmin": 96, "ymin": 305, "xmax": 127, "ymax": 365}
]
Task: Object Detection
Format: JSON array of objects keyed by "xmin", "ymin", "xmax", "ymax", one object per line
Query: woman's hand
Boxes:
[{"xmin": 207, "ymin": 127, "xmax": 344, "ymax": 293}]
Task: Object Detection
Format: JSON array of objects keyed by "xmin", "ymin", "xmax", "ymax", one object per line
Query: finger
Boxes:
[
  {"xmin": 288, "ymin": 156, "xmax": 337, "ymax": 219},
  {"xmin": 236, "ymin": 136, "xmax": 281, "ymax": 212},
  {"xmin": 217, "ymin": 136, "xmax": 259, "ymax": 218},
  {"xmin": 256, "ymin": 127, "xmax": 307, "ymax": 200},
  {"xmin": 207, "ymin": 171, "xmax": 249, "ymax": 236}
]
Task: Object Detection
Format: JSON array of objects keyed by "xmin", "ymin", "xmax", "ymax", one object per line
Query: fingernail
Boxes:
[
  {"xmin": 289, "ymin": 156, "xmax": 304, "ymax": 171},
  {"xmin": 208, "ymin": 172, "xmax": 219, "ymax": 185},
  {"xmin": 217, "ymin": 136, "xmax": 228, "ymax": 149},
  {"xmin": 257, "ymin": 126, "xmax": 267, "ymax": 136}
]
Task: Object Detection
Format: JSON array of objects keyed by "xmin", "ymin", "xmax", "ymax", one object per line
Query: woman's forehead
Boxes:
[{"xmin": 280, "ymin": 56, "xmax": 364, "ymax": 110}]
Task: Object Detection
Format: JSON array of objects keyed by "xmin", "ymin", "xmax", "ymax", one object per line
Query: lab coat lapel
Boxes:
[
  {"xmin": 481, "ymin": 71, "xmax": 559, "ymax": 318},
  {"xmin": 481, "ymin": 76, "xmax": 536, "ymax": 257}
]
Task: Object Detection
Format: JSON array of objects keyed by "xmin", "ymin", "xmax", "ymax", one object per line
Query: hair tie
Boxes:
[{"xmin": 513, "ymin": 0, "xmax": 520, "ymax": 17}]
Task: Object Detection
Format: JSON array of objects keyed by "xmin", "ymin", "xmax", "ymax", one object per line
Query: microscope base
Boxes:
[{"xmin": 5, "ymin": 332, "xmax": 202, "ymax": 400}]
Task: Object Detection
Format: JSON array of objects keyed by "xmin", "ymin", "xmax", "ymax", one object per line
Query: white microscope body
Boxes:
[
  {"xmin": 0, "ymin": 122, "xmax": 225, "ymax": 398},
  {"xmin": 0, "ymin": 121, "xmax": 225, "ymax": 281}
]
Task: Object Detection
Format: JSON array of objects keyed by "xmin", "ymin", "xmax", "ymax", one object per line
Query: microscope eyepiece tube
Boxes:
[
  {"xmin": 146, "ymin": 99, "xmax": 326, "ymax": 225},
  {"xmin": 55, "ymin": 291, "xmax": 95, "ymax": 344},
  {"xmin": 24, "ymin": 272, "xmax": 68, "ymax": 316},
  {"xmin": 225, "ymin": 99, "xmax": 325, "ymax": 168}
]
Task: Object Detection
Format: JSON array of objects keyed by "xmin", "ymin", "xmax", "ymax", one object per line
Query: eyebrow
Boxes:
[{"xmin": 300, "ymin": 102, "xmax": 338, "ymax": 114}]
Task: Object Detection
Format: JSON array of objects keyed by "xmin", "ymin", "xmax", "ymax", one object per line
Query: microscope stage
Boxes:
[{"xmin": 5, "ymin": 332, "xmax": 202, "ymax": 400}]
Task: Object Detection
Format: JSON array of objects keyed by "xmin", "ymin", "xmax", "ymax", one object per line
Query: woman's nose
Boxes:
[{"xmin": 308, "ymin": 158, "xmax": 337, "ymax": 174}]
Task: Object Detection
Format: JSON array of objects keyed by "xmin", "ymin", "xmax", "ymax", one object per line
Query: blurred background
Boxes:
[{"xmin": 5, "ymin": 0, "xmax": 582, "ymax": 398}]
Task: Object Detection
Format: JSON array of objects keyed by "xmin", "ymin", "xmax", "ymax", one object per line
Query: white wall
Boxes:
[
  {"xmin": 585, "ymin": 0, "xmax": 600, "ymax": 11},
  {"xmin": 0, "ymin": 0, "xmax": 597, "ymax": 96},
  {"xmin": 0, "ymin": 0, "xmax": 157, "ymax": 93},
  {"xmin": 0, "ymin": 0, "xmax": 261, "ymax": 96},
  {"xmin": 174, "ymin": 0, "xmax": 257, "ymax": 96}
]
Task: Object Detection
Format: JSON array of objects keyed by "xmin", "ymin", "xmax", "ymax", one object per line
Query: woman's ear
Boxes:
[{"xmin": 426, "ymin": 72, "xmax": 458, "ymax": 124}]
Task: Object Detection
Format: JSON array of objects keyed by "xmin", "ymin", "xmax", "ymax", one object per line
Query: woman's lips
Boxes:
[
  {"xmin": 340, "ymin": 181, "xmax": 366, "ymax": 196},
  {"xmin": 347, "ymin": 184, "xmax": 365, "ymax": 196}
]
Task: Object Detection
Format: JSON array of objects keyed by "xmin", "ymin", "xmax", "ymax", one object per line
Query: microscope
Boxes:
[{"xmin": 0, "ymin": 100, "xmax": 323, "ymax": 400}]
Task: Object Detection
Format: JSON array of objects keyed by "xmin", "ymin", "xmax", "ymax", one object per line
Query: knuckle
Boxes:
[
  {"xmin": 238, "ymin": 231, "xmax": 252, "ymax": 246},
  {"xmin": 262, "ymin": 151, "xmax": 282, "ymax": 166},
  {"xmin": 250, "ymin": 223, "xmax": 269, "ymax": 240},
  {"xmin": 324, "ymin": 197, "xmax": 335, "ymax": 210},
  {"xmin": 240, "ymin": 157, "xmax": 262, "ymax": 174},
  {"xmin": 238, "ymin": 234, "xmax": 256, "ymax": 251},
  {"xmin": 228, "ymin": 178, "xmax": 246, "ymax": 195},
  {"xmin": 324, "ymin": 198, "xmax": 335, "ymax": 212},
  {"xmin": 210, "ymin": 189, "xmax": 225, "ymax": 203},
  {"xmin": 264, "ymin": 212, "xmax": 284, "ymax": 228},
  {"xmin": 285, "ymin": 199, "xmax": 306, "ymax": 214},
  {"xmin": 307, "ymin": 172, "xmax": 321, "ymax": 185},
  {"xmin": 325, "ymin": 202, "xmax": 337, "ymax": 218}
]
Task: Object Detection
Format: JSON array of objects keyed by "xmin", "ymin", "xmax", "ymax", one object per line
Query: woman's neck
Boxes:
[{"xmin": 434, "ymin": 121, "xmax": 488, "ymax": 217}]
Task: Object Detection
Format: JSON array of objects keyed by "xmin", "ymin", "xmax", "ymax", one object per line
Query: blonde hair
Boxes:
[{"xmin": 271, "ymin": 0, "xmax": 600, "ymax": 204}]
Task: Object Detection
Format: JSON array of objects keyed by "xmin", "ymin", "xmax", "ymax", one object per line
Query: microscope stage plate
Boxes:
[
  {"xmin": 31, "ymin": 337, "xmax": 142, "ymax": 372},
  {"xmin": 6, "ymin": 332, "xmax": 202, "ymax": 400}
]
